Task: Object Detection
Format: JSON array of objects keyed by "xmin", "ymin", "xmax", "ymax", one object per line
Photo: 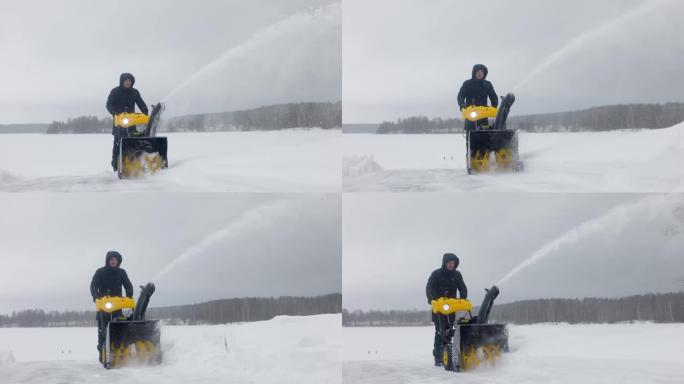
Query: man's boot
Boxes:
[{"xmin": 433, "ymin": 348, "xmax": 443, "ymax": 366}]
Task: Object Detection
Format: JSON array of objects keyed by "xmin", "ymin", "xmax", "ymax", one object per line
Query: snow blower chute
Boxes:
[
  {"xmin": 114, "ymin": 103, "xmax": 168, "ymax": 179},
  {"xmin": 95, "ymin": 282, "xmax": 162, "ymax": 369},
  {"xmin": 431, "ymin": 285, "xmax": 508, "ymax": 372},
  {"xmin": 462, "ymin": 93, "xmax": 523, "ymax": 174}
]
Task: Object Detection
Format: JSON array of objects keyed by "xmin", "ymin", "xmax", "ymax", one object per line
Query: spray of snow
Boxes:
[
  {"xmin": 496, "ymin": 195, "xmax": 681, "ymax": 286},
  {"xmin": 512, "ymin": 0, "xmax": 667, "ymax": 92},
  {"xmin": 153, "ymin": 201, "xmax": 291, "ymax": 281},
  {"xmin": 161, "ymin": 3, "xmax": 341, "ymax": 117}
]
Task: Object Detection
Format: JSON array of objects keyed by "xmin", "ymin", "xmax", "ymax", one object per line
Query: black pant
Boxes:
[
  {"xmin": 433, "ymin": 313, "xmax": 456, "ymax": 357},
  {"xmin": 111, "ymin": 127, "xmax": 138, "ymax": 165},
  {"xmin": 96, "ymin": 311, "xmax": 121, "ymax": 355}
]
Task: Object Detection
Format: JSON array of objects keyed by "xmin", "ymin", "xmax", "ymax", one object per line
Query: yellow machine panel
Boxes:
[
  {"xmin": 114, "ymin": 113, "xmax": 150, "ymax": 129},
  {"xmin": 461, "ymin": 106, "xmax": 498, "ymax": 122},
  {"xmin": 95, "ymin": 296, "xmax": 136, "ymax": 313},
  {"xmin": 431, "ymin": 297, "xmax": 473, "ymax": 315}
]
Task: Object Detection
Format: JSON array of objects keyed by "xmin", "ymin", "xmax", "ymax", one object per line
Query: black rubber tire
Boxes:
[{"xmin": 442, "ymin": 343, "xmax": 459, "ymax": 372}]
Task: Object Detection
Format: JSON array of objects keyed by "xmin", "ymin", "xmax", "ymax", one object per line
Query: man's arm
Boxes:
[
  {"xmin": 90, "ymin": 270, "xmax": 100, "ymax": 301},
  {"xmin": 457, "ymin": 81, "xmax": 468, "ymax": 109},
  {"xmin": 135, "ymin": 90, "xmax": 149, "ymax": 115},
  {"xmin": 456, "ymin": 271, "xmax": 468, "ymax": 299},
  {"xmin": 106, "ymin": 90, "xmax": 116, "ymax": 115},
  {"xmin": 426, "ymin": 271, "xmax": 436, "ymax": 303},
  {"xmin": 122, "ymin": 270, "xmax": 134, "ymax": 298},
  {"xmin": 487, "ymin": 82, "xmax": 499, "ymax": 108}
]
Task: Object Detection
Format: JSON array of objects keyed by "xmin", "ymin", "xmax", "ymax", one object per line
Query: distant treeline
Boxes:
[
  {"xmin": 377, "ymin": 116, "xmax": 462, "ymax": 134},
  {"xmin": 46, "ymin": 102, "xmax": 342, "ymax": 134},
  {"xmin": 163, "ymin": 102, "xmax": 342, "ymax": 132},
  {"xmin": 47, "ymin": 116, "xmax": 111, "ymax": 134},
  {"xmin": 0, "ymin": 293, "xmax": 341, "ymax": 328},
  {"xmin": 377, "ymin": 103, "xmax": 684, "ymax": 134},
  {"xmin": 342, "ymin": 292, "xmax": 684, "ymax": 327}
]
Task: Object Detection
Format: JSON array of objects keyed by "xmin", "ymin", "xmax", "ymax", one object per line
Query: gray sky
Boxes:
[
  {"xmin": 0, "ymin": 0, "xmax": 340, "ymax": 123},
  {"xmin": 0, "ymin": 194, "xmax": 341, "ymax": 314},
  {"xmin": 343, "ymin": 0, "xmax": 684, "ymax": 123},
  {"xmin": 343, "ymin": 194, "xmax": 684, "ymax": 311}
]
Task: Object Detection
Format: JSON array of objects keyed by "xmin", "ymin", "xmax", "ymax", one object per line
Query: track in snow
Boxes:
[
  {"xmin": 0, "ymin": 314, "xmax": 341, "ymax": 384},
  {"xmin": 343, "ymin": 323, "xmax": 684, "ymax": 384},
  {"xmin": 0, "ymin": 130, "xmax": 340, "ymax": 192},
  {"xmin": 343, "ymin": 125, "xmax": 684, "ymax": 192}
]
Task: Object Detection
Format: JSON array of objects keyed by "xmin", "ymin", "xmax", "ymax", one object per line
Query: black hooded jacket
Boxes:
[
  {"xmin": 457, "ymin": 64, "xmax": 499, "ymax": 108},
  {"xmin": 90, "ymin": 251, "xmax": 134, "ymax": 300},
  {"xmin": 106, "ymin": 73, "xmax": 148, "ymax": 116},
  {"xmin": 426, "ymin": 253, "xmax": 468, "ymax": 303}
]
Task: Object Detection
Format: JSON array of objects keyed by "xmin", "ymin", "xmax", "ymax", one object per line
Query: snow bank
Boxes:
[
  {"xmin": 0, "ymin": 350, "xmax": 15, "ymax": 364},
  {"xmin": 342, "ymin": 156, "xmax": 383, "ymax": 177}
]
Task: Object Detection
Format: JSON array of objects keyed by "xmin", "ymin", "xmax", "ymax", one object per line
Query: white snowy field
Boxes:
[
  {"xmin": 343, "ymin": 323, "xmax": 684, "ymax": 384},
  {"xmin": 0, "ymin": 314, "xmax": 340, "ymax": 384},
  {"xmin": 0, "ymin": 130, "xmax": 340, "ymax": 192},
  {"xmin": 343, "ymin": 124, "xmax": 684, "ymax": 192}
]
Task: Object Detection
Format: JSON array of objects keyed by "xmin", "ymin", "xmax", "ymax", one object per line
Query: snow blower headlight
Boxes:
[
  {"xmin": 122, "ymin": 118, "xmax": 130, "ymax": 126},
  {"xmin": 105, "ymin": 301, "xmax": 113, "ymax": 310},
  {"xmin": 442, "ymin": 303, "xmax": 450, "ymax": 311},
  {"xmin": 470, "ymin": 111, "xmax": 478, "ymax": 119}
]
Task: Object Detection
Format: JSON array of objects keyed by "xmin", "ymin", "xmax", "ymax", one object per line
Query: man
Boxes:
[
  {"xmin": 90, "ymin": 251, "xmax": 133, "ymax": 359},
  {"xmin": 457, "ymin": 64, "xmax": 499, "ymax": 130},
  {"xmin": 425, "ymin": 253, "xmax": 468, "ymax": 366},
  {"xmin": 106, "ymin": 73, "xmax": 148, "ymax": 171}
]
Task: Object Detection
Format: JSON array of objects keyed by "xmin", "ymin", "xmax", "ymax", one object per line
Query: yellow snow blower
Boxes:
[
  {"xmin": 462, "ymin": 93, "xmax": 523, "ymax": 175},
  {"xmin": 114, "ymin": 103, "xmax": 168, "ymax": 179},
  {"xmin": 431, "ymin": 286, "xmax": 508, "ymax": 372},
  {"xmin": 95, "ymin": 282, "xmax": 161, "ymax": 369}
]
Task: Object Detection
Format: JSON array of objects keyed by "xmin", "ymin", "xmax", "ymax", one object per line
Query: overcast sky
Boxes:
[
  {"xmin": 343, "ymin": 0, "xmax": 684, "ymax": 123},
  {"xmin": 0, "ymin": 194, "xmax": 341, "ymax": 314},
  {"xmin": 0, "ymin": 0, "xmax": 340, "ymax": 124},
  {"xmin": 343, "ymin": 194, "xmax": 684, "ymax": 311}
]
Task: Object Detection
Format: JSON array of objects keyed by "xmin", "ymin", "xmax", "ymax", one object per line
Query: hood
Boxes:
[
  {"xmin": 119, "ymin": 73, "xmax": 136, "ymax": 88},
  {"xmin": 471, "ymin": 64, "xmax": 488, "ymax": 80},
  {"xmin": 105, "ymin": 250, "xmax": 122, "ymax": 268},
  {"xmin": 441, "ymin": 253, "xmax": 459, "ymax": 270}
]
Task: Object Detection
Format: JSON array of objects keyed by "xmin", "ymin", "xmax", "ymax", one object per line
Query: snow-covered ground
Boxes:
[
  {"xmin": 0, "ymin": 130, "xmax": 340, "ymax": 192},
  {"xmin": 0, "ymin": 314, "xmax": 340, "ymax": 384},
  {"xmin": 343, "ymin": 323, "xmax": 684, "ymax": 383},
  {"xmin": 343, "ymin": 124, "xmax": 684, "ymax": 192}
]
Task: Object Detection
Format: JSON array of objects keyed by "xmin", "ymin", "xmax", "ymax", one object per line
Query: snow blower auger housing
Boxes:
[
  {"xmin": 95, "ymin": 282, "xmax": 161, "ymax": 369},
  {"xmin": 432, "ymin": 286, "xmax": 509, "ymax": 372},
  {"xmin": 463, "ymin": 93, "xmax": 523, "ymax": 174},
  {"xmin": 115, "ymin": 103, "xmax": 168, "ymax": 179}
]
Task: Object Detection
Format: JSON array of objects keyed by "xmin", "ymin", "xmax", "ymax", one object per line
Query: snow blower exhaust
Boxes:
[
  {"xmin": 95, "ymin": 282, "xmax": 162, "ymax": 369},
  {"xmin": 431, "ymin": 285, "xmax": 508, "ymax": 372},
  {"xmin": 114, "ymin": 103, "xmax": 168, "ymax": 179},
  {"xmin": 463, "ymin": 94, "xmax": 523, "ymax": 175}
]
